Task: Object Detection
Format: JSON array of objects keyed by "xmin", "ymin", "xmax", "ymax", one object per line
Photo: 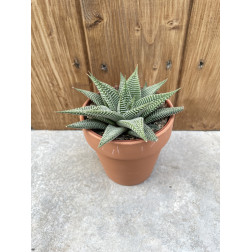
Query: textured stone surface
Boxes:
[{"xmin": 31, "ymin": 131, "xmax": 220, "ymax": 252}]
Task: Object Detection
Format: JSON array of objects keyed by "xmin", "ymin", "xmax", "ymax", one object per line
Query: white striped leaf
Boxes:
[
  {"xmin": 145, "ymin": 106, "xmax": 184, "ymax": 124},
  {"xmin": 128, "ymin": 123, "xmax": 157, "ymax": 142},
  {"xmin": 128, "ymin": 97, "xmax": 136, "ymax": 110},
  {"xmin": 143, "ymin": 124, "xmax": 158, "ymax": 141},
  {"xmin": 118, "ymin": 73, "xmax": 126, "ymax": 94},
  {"xmin": 117, "ymin": 117, "xmax": 147, "ymax": 141},
  {"xmin": 81, "ymin": 109, "xmax": 124, "ymax": 122},
  {"xmin": 117, "ymin": 95, "xmax": 127, "ymax": 114},
  {"xmin": 66, "ymin": 119, "xmax": 107, "ymax": 129},
  {"xmin": 88, "ymin": 74, "xmax": 119, "ymax": 111},
  {"xmin": 135, "ymin": 88, "xmax": 180, "ymax": 107},
  {"xmin": 87, "ymin": 117, "xmax": 116, "ymax": 126},
  {"xmin": 73, "ymin": 88, "xmax": 104, "ymax": 105},
  {"xmin": 141, "ymin": 79, "xmax": 167, "ymax": 97},
  {"xmin": 136, "ymin": 89, "xmax": 181, "ymax": 118},
  {"xmin": 123, "ymin": 103, "xmax": 149, "ymax": 120},
  {"xmin": 57, "ymin": 105, "xmax": 100, "ymax": 115},
  {"xmin": 98, "ymin": 125, "xmax": 127, "ymax": 147},
  {"xmin": 121, "ymin": 79, "xmax": 132, "ymax": 107},
  {"xmin": 58, "ymin": 106, "xmax": 123, "ymax": 122},
  {"xmin": 126, "ymin": 65, "xmax": 141, "ymax": 101},
  {"xmin": 141, "ymin": 82, "xmax": 148, "ymax": 97}
]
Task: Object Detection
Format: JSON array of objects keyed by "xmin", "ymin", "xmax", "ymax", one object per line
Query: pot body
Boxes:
[{"xmin": 80, "ymin": 99, "xmax": 175, "ymax": 186}]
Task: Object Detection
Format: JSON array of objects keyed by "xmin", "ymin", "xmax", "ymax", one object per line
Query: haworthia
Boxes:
[
  {"xmin": 98, "ymin": 125, "xmax": 127, "ymax": 147},
  {"xmin": 117, "ymin": 117, "xmax": 147, "ymax": 141},
  {"xmin": 141, "ymin": 81, "xmax": 148, "ymax": 97},
  {"xmin": 56, "ymin": 105, "xmax": 100, "ymax": 115},
  {"xmin": 88, "ymin": 73, "xmax": 119, "ymax": 111},
  {"xmin": 119, "ymin": 73, "xmax": 126, "ymax": 94},
  {"xmin": 120, "ymin": 78, "xmax": 132, "ymax": 108},
  {"xmin": 117, "ymin": 94, "xmax": 127, "ymax": 114},
  {"xmin": 126, "ymin": 66, "xmax": 141, "ymax": 101},
  {"xmin": 66, "ymin": 119, "xmax": 107, "ymax": 129},
  {"xmin": 135, "ymin": 89, "xmax": 181, "ymax": 108},
  {"xmin": 141, "ymin": 79, "xmax": 168, "ymax": 97},
  {"xmin": 73, "ymin": 88, "xmax": 104, "ymax": 106},
  {"xmin": 80, "ymin": 109, "xmax": 125, "ymax": 122},
  {"xmin": 123, "ymin": 103, "xmax": 149, "ymax": 120},
  {"xmin": 87, "ymin": 116, "xmax": 116, "ymax": 126},
  {"xmin": 128, "ymin": 97, "xmax": 136, "ymax": 110},
  {"xmin": 128, "ymin": 123, "xmax": 158, "ymax": 142},
  {"xmin": 145, "ymin": 106, "xmax": 184, "ymax": 124},
  {"xmin": 143, "ymin": 123, "xmax": 158, "ymax": 141},
  {"xmin": 137, "ymin": 89, "xmax": 181, "ymax": 118},
  {"xmin": 57, "ymin": 68, "xmax": 184, "ymax": 147}
]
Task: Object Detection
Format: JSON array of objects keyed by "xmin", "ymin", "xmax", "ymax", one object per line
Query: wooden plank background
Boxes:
[
  {"xmin": 31, "ymin": 0, "xmax": 92, "ymax": 129},
  {"xmin": 31, "ymin": 0, "xmax": 220, "ymax": 130},
  {"xmin": 174, "ymin": 0, "xmax": 220, "ymax": 130}
]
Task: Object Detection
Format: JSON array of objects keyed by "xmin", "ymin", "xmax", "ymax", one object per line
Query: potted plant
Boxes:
[{"xmin": 58, "ymin": 66, "xmax": 183, "ymax": 186}]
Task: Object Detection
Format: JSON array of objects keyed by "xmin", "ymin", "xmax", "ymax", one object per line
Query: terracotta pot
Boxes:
[{"xmin": 80, "ymin": 99, "xmax": 175, "ymax": 186}]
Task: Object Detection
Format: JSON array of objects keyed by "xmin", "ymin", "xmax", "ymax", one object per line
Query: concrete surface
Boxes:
[{"xmin": 31, "ymin": 131, "xmax": 220, "ymax": 252}]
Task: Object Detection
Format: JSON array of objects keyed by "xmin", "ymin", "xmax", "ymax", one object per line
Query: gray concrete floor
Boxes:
[{"xmin": 31, "ymin": 130, "xmax": 220, "ymax": 252}]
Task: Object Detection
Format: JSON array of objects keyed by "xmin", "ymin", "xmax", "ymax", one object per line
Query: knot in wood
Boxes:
[
  {"xmin": 86, "ymin": 14, "xmax": 103, "ymax": 29},
  {"xmin": 73, "ymin": 58, "xmax": 80, "ymax": 69},
  {"xmin": 166, "ymin": 60, "xmax": 172, "ymax": 70},
  {"xmin": 198, "ymin": 59, "xmax": 204, "ymax": 69},
  {"xmin": 135, "ymin": 22, "xmax": 141, "ymax": 32},
  {"xmin": 167, "ymin": 19, "xmax": 180, "ymax": 30},
  {"xmin": 100, "ymin": 64, "xmax": 108, "ymax": 72},
  {"xmin": 152, "ymin": 64, "xmax": 158, "ymax": 70}
]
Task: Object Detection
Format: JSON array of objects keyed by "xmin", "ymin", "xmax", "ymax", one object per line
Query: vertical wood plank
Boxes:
[
  {"xmin": 31, "ymin": 0, "xmax": 91, "ymax": 129},
  {"xmin": 174, "ymin": 0, "xmax": 220, "ymax": 130},
  {"xmin": 81, "ymin": 0, "xmax": 192, "ymax": 104}
]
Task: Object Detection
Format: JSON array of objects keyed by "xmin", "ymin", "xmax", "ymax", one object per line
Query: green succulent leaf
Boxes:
[
  {"xmin": 126, "ymin": 65, "xmax": 141, "ymax": 101},
  {"xmin": 119, "ymin": 73, "xmax": 126, "ymax": 94},
  {"xmin": 136, "ymin": 88, "xmax": 181, "ymax": 118},
  {"xmin": 141, "ymin": 79, "xmax": 167, "ymax": 97},
  {"xmin": 66, "ymin": 119, "xmax": 107, "ymax": 129},
  {"xmin": 120, "ymin": 78, "xmax": 132, "ymax": 106},
  {"xmin": 58, "ymin": 106, "xmax": 124, "ymax": 122},
  {"xmin": 143, "ymin": 124, "xmax": 158, "ymax": 141},
  {"xmin": 87, "ymin": 117, "xmax": 116, "ymax": 126},
  {"xmin": 145, "ymin": 106, "xmax": 184, "ymax": 124},
  {"xmin": 117, "ymin": 117, "xmax": 147, "ymax": 141},
  {"xmin": 128, "ymin": 97, "xmax": 136, "ymax": 110},
  {"xmin": 141, "ymin": 82, "xmax": 148, "ymax": 97},
  {"xmin": 123, "ymin": 103, "xmax": 149, "ymax": 120},
  {"xmin": 73, "ymin": 88, "xmax": 104, "ymax": 105},
  {"xmin": 117, "ymin": 94, "xmax": 127, "ymax": 114},
  {"xmin": 88, "ymin": 73, "xmax": 119, "ymax": 111},
  {"xmin": 56, "ymin": 105, "xmax": 99, "ymax": 115},
  {"xmin": 82, "ymin": 109, "xmax": 124, "ymax": 122},
  {"xmin": 136, "ymin": 88, "xmax": 180, "ymax": 107},
  {"xmin": 98, "ymin": 125, "xmax": 127, "ymax": 147},
  {"xmin": 128, "ymin": 123, "xmax": 157, "ymax": 142}
]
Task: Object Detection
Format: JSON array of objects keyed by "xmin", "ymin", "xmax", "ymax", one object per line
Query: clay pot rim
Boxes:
[{"xmin": 80, "ymin": 99, "xmax": 175, "ymax": 145}]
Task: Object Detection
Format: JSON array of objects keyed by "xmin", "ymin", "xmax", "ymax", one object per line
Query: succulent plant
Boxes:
[{"xmin": 58, "ymin": 66, "xmax": 184, "ymax": 147}]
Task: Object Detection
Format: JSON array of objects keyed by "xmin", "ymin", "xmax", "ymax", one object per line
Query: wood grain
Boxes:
[
  {"xmin": 174, "ymin": 0, "xmax": 220, "ymax": 130},
  {"xmin": 31, "ymin": 0, "xmax": 220, "ymax": 130},
  {"xmin": 81, "ymin": 0, "xmax": 193, "ymax": 104},
  {"xmin": 31, "ymin": 0, "xmax": 91, "ymax": 129}
]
